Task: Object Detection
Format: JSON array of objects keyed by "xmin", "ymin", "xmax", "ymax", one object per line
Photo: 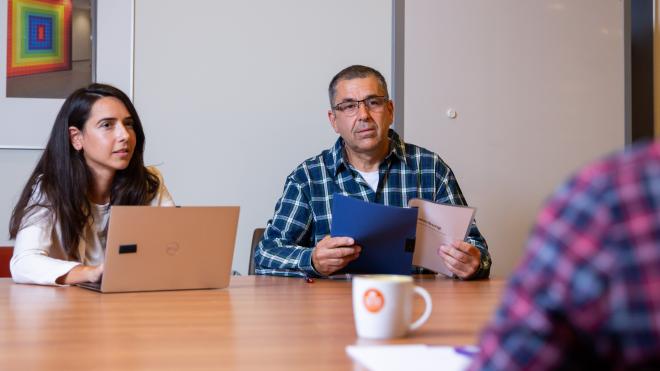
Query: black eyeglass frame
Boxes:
[{"xmin": 332, "ymin": 95, "xmax": 390, "ymax": 114}]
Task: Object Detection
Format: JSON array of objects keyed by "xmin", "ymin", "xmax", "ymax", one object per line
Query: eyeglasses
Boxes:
[{"xmin": 332, "ymin": 96, "xmax": 389, "ymax": 116}]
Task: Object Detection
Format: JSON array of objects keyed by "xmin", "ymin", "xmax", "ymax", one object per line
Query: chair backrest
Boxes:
[
  {"xmin": 248, "ymin": 228, "xmax": 265, "ymax": 275},
  {"xmin": 0, "ymin": 247, "xmax": 13, "ymax": 278}
]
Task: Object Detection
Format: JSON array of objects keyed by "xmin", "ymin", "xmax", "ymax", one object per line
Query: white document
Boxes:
[
  {"xmin": 346, "ymin": 344, "xmax": 477, "ymax": 371},
  {"xmin": 409, "ymin": 199, "xmax": 476, "ymax": 277}
]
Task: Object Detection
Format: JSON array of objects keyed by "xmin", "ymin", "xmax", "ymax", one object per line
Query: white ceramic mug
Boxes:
[{"xmin": 352, "ymin": 275, "xmax": 432, "ymax": 339}]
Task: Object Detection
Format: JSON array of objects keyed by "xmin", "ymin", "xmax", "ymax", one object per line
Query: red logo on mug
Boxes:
[{"xmin": 363, "ymin": 288, "xmax": 385, "ymax": 313}]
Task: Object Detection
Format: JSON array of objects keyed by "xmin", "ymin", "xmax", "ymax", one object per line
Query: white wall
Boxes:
[
  {"xmin": 404, "ymin": 0, "xmax": 626, "ymax": 277},
  {"xmin": 95, "ymin": 0, "xmax": 133, "ymax": 97},
  {"xmin": 0, "ymin": 151, "xmax": 42, "ymax": 244},
  {"xmin": 133, "ymin": 0, "xmax": 391, "ymax": 274}
]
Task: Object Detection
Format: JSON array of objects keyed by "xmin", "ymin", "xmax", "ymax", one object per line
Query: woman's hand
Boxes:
[{"xmin": 55, "ymin": 264, "xmax": 104, "ymax": 285}]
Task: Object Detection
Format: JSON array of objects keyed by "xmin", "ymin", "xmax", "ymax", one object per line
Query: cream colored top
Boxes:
[{"xmin": 10, "ymin": 167, "xmax": 175, "ymax": 286}]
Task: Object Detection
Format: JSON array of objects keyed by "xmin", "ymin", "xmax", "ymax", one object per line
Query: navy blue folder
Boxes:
[{"xmin": 330, "ymin": 194, "xmax": 418, "ymax": 275}]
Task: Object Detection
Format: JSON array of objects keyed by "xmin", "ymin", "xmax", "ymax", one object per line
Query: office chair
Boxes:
[
  {"xmin": 248, "ymin": 228, "xmax": 265, "ymax": 275},
  {"xmin": 0, "ymin": 247, "xmax": 13, "ymax": 278}
]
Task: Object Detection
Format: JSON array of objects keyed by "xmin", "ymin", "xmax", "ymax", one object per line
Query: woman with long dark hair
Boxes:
[{"xmin": 9, "ymin": 84, "xmax": 174, "ymax": 285}]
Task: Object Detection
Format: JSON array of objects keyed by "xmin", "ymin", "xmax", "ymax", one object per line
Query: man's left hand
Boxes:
[{"xmin": 439, "ymin": 241, "xmax": 481, "ymax": 279}]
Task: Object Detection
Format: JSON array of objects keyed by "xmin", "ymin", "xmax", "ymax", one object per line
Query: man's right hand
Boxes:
[{"xmin": 311, "ymin": 236, "xmax": 361, "ymax": 276}]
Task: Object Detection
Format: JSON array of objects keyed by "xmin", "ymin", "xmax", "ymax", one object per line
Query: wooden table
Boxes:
[{"xmin": 0, "ymin": 276, "xmax": 505, "ymax": 371}]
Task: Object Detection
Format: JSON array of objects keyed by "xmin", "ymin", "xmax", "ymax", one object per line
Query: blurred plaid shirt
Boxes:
[
  {"xmin": 470, "ymin": 141, "xmax": 660, "ymax": 370},
  {"xmin": 254, "ymin": 129, "xmax": 490, "ymax": 278}
]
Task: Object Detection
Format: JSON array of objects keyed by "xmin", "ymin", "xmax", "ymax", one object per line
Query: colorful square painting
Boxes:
[{"xmin": 7, "ymin": 0, "xmax": 72, "ymax": 77}]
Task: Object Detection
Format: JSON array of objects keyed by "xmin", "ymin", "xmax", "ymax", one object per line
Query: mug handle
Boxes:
[{"xmin": 409, "ymin": 286, "xmax": 433, "ymax": 331}]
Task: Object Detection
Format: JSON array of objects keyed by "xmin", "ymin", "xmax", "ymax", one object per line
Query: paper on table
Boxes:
[
  {"xmin": 409, "ymin": 199, "xmax": 476, "ymax": 277},
  {"xmin": 346, "ymin": 344, "xmax": 476, "ymax": 371}
]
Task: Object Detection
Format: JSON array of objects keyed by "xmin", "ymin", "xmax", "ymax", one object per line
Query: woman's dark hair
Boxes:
[{"xmin": 9, "ymin": 83, "xmax": 160, "ymax": 259}]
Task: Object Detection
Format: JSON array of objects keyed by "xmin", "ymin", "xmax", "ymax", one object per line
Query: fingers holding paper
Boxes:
[
  {"xmin": 312, "ymin": 236, "xmax": 362, "ymax": 276},
  {"xmin": 439, "ymin": 241, "xmax": 481, "ymax": 279}
]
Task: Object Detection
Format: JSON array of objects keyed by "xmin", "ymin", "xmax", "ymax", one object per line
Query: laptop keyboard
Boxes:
[{"xmin": 77, "ymin": 280, "xmax": 102, "ymax": 291}]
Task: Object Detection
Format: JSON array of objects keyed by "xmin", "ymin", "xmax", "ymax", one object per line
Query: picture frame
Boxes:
[{"xmin": 0, "ymin": 0, "xmax": 134, "ymax": 149}]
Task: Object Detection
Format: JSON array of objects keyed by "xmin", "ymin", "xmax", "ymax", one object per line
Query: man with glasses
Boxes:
[{"xmin": 255, "ymin": 65, "xmax": 490, "ymax": 279}]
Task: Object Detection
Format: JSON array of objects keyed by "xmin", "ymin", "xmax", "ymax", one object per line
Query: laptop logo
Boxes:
[
  {"xmin": 119, "ymin": 244, "xmax": 137, "ymax": 254},
  {"xmin": 166, "ymin": 242, "xmax": 180, "ymax": 256}
]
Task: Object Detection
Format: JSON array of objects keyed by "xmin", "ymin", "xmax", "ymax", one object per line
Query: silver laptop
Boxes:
[{"xmin": 77, "ymin": 206, "xmax": 239, "ymax": 293}]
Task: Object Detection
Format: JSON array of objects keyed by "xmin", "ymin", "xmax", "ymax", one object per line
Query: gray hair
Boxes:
[{"xmin": 328, "ymin": 65, "xmax": 389, "ymax": 108}]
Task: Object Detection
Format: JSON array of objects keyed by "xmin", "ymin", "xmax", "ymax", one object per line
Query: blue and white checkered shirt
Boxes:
[{"xmin": 255, "ymin": 130, "xmax": 490, "ymax": 278}]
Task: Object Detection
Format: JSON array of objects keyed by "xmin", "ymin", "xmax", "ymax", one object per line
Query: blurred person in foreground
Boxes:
[{"xmin": 470, "ymin": 141, "xmax": 660, "ymax": 370}]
